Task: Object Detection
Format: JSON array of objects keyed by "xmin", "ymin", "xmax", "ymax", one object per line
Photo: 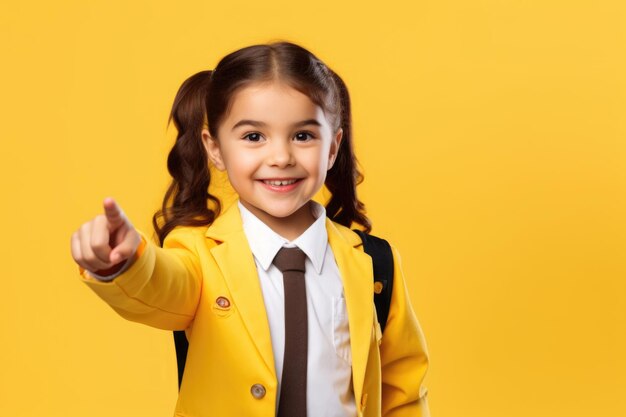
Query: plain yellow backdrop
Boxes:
[{"xmin": 1, "ymin": 0, "xmax": 625, "ymax": 416}]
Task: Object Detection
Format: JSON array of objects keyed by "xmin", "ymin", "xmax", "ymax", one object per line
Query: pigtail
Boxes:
[
  {"xmin": 152, "ymin": 70, "xmax": 221, "ymax": 246},
  {"xmin": 325, "ymin": 71, "xmax": 372, "ymax": 233}
]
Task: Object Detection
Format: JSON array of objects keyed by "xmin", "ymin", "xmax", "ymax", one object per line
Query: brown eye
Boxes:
[
  {"xmin": 294, "ymin": 131, "xmax": 314, "ymax": 141},
  {"xmin": 243, "ymin": 132, "xmax": 262, "ymax": 142}
]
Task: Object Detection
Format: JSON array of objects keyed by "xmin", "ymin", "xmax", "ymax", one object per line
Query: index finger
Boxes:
[{"xmin": 103, "ymin": 197, "xmax": 126, "ymax": 230}]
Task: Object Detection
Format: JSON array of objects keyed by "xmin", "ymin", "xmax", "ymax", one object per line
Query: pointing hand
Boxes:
[{"xmin": 70, "ymin": 197, "xmax": 141, "ymax": 275}]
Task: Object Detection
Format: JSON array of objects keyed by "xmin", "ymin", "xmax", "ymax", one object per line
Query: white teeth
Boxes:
[{"xmin": 263, "ymin": 179, "xmax": 297, "ymax": 186}]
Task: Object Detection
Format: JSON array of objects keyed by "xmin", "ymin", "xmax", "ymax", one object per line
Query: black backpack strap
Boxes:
[
  {"xmin": 173, "ymin": 330, "xmax": 188, "ymax": 390},
  {"xmin": 353, "ymin": 229, "xmax": 395, "ymax": 333}
]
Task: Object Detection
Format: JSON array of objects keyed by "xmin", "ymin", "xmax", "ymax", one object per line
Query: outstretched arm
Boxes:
[{"xmin": 72, "ymin": 198, "xmax": 204, "ymax": 330}]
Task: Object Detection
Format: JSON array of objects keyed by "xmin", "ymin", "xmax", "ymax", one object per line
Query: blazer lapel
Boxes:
[
  {"xmin": 205, "ymin": 205, "xmax": 374, "ymax": 397},
  {"xmin": 205, "ymin": 203, "xmax": 276, "ymax": 377},
  {"xmin": 327, "ymin": 220, "xmax": 374, "ymax": 405}
]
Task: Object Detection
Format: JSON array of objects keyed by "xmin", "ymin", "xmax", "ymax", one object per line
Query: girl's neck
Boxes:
[{"xmin": 240, "ymin": 200, "xmax": 317, "ymax": 241}]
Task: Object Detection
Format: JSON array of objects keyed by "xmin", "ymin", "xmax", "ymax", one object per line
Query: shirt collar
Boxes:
[{"xmin": 238, "ymin": 200, "xmax": 328, "ymax": 274}]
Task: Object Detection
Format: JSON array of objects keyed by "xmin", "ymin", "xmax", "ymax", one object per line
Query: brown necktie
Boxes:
[{"xmin": 273, "ymin": 247, "xmax": 308, "ymax": 417}]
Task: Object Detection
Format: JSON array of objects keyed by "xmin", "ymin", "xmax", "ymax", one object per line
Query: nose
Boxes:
[{"xmin": 267, "ymin": 139, "xmax": 295, "ymax": 168}]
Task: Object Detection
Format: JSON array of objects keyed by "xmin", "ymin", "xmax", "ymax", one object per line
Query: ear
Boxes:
[
  {"xmin": 327, "ymin": 128, "xmax": 343, "ymax": 170},
  {"xmin": 201, "ymin": 128, "xmax": 226, "ymax": 171}
]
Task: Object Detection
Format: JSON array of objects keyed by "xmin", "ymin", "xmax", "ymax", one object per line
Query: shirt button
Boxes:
[{"xmin": 250, "ymin": 384, "xmax": 266, "ymax": 399}]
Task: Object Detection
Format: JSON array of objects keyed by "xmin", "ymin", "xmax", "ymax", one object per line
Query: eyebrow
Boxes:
[{"xmin": 231, "ymin": 119, "xmax": 322, "ymax": 131}]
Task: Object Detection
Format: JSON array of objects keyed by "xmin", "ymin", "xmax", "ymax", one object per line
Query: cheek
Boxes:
[
  {"xmin": 235, "ymin": 155, "xmax": 256, "ymax": 170},
  {"xmin": 303, "ymin": 149, "xmax": 332, "ymax": 177},
  {"xmin": 316, "ymin": 145, "xmax": 334, "ymax": 170},
  {"xmin": 223, "ymin": 150, "xmax": 258, "ymax": 173},
  {"xmin": 223, "ymin": 157, "xmax": 262, "ymax": 190}
]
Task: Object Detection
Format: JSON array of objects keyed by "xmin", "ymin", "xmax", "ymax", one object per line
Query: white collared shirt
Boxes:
[{"xmin": 239, "ymin": 200, "xmax": 357, "ymax": 417}]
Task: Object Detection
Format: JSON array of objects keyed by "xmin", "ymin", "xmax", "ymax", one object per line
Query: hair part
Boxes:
[{"xmin": 153, "ymin": 41, "xmax": 371, "ymax": 245}]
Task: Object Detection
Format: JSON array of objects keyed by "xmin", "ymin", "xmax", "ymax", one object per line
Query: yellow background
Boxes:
[{"xmin": 1, "ymin": 0, "xmax": 624, "ymax": 416}]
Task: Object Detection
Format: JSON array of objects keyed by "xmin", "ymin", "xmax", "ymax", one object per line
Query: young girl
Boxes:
[{"xmin": 71, "ymin": 41, "xmax": 430, "ymax": 417}]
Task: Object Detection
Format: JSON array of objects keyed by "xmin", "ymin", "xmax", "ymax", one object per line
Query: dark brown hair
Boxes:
[{"xmin": 152, "ymin": 41, "xmax": 371, "ymax": 245}]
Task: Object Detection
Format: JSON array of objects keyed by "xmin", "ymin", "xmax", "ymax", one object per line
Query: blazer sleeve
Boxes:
[
  {"xmin": 379, "ymin": 245, "xmax": 431, "ymax": 417},
  {"xmin": 77, "ymin": 226, "xmax": 205, "ymax": 331}
]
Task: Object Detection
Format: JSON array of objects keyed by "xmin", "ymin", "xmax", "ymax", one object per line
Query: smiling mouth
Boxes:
[{"xmin": 261, "ymin": 179, "xmax": 301, "ymax": 186}]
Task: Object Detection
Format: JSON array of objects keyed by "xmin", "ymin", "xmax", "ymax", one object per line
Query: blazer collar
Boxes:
[
  {"xmin": 206, "ymin": 200, "xmax": 364, "ymax": 248},
  {"xmin": 205, "ymin": 201, "xmax": 244, "ymax": 242},
  {"xmin": 206, "ymin": 201, "xmax": 365, "ymax": 247}
]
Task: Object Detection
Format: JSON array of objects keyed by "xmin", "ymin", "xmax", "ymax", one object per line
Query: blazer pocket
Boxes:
[{"xmin": 332, "ymin": 296, "xmax": 352, "ymax": 364}]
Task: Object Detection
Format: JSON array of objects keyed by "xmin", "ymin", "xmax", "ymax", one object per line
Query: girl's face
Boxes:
[{"xmin": 202, "ymin": 81, "xmax": 342, "ymax": 238}]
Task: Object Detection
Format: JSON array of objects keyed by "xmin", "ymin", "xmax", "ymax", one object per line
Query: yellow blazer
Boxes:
[{"xmin": 79, "ymin": 203, "xmax": 430, "ymax": 417}]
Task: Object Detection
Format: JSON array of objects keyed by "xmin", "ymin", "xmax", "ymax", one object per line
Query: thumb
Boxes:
[{"xmin": 109, "ymin": 230, "xmax": 141, "ymax": 264}]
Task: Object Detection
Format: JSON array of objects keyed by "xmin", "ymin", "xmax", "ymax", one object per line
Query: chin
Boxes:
[
  {"xmin": 264, "ymin": 207, "xmax": 301, "ymax": 219},
  {"xmin": 260, "ymin": 201, "xmax": 309, "ymax": 219}
]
